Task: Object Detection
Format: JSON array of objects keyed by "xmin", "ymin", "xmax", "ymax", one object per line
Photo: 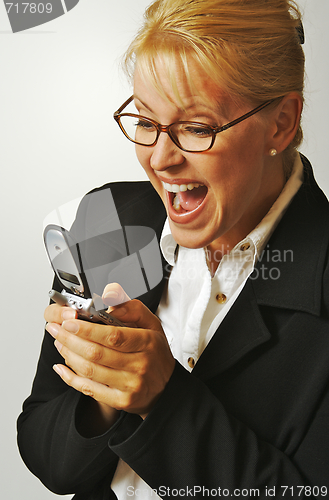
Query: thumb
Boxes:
[{"xmin": 102, "ymin": 282, "xmax": 131, "ymax": 307}]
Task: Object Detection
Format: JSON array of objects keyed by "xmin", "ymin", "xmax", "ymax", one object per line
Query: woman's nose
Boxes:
[{"xmin": 150, "ymin": 132, "xmax": 185, "ymax": 172}]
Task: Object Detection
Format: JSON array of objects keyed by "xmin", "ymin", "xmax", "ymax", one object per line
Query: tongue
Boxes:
[{"xmin": 177, "ymin": 185, "xmax": 208, "ymax": 211}]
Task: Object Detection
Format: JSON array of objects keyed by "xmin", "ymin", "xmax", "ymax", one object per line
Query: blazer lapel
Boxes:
[
  {"xmin": 251, "ymin": 160, "xmax": 329, "ymax": 316},
  {"xmin": 192, "ymin": 279, "xmax": 271, "ymax": 381}
]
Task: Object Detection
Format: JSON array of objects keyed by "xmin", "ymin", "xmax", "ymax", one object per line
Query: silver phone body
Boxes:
[{"xmin": 49, "ymin": 289, "xmax": 126, "ymax": 327}]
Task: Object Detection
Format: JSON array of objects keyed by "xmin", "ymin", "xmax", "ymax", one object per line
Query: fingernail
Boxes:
[
  {"xmin": 62, "ymin": 308, "xmax": 77, "ymax": 320},
  {"xmin": 62, "ymin": 320, "xmax": 79, "ymax": 334},
  {"xmin": 46, "ymin": 323, "xmax": 59, "ymax": 338},
  {"xmin": 53, "ymin": 364, "xmax": 64, "ymax": 376},
  {"xmin": 54, "ymin": 340, "xmax": 63, "ymax": 353},
  {"xmin": 103, "ymin": 291, "xmax": 119, "ymax": 300}
]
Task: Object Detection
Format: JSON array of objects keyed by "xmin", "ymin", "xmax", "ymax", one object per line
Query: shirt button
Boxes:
[
  {"xmin": 216, "ymin": 293, "xmax": 227, "ymax": 304},
  {"xmin": 240, "ymin": 242, "xmax": 251, "ymax": 251},
  {"xmin": 188, "ymin": 357, "xmax": 195, "ymax": 368}
]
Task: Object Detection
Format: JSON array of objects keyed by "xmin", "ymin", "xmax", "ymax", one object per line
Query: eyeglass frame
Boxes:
[{"xmin": 113, "ymin": 95, "xmax": 276, "ymax": 153}]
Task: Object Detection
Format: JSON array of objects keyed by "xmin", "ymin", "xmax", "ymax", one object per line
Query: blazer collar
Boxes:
[{"xmin": 251, "ymin": 156, "xmax": 329, "ymax": 316}]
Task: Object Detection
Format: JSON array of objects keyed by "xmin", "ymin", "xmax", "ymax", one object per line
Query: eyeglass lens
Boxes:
[{"xmin": 119, "ymin": 115, "xmax": 213, "ymax": 152}]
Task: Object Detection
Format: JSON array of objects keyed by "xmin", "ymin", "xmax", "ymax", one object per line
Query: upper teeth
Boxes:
[{"xmin": 162, "ymin": 182, "xmax": 202, "ymax": 193}]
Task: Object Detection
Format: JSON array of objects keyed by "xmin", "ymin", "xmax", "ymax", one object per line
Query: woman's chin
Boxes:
[{"xmin": 168, "ymin": 222, "xmax": 218, "ymax": 250}]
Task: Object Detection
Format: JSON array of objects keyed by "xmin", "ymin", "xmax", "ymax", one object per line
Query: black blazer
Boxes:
[{"xmin": 17, "ymin": 155, "xmax": 329, "ymax": 499}]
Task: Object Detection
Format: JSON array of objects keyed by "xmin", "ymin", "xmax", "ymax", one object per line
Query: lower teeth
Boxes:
[{"xmin": 173, "ymin": 195, "xmax": 181, "ymax": 211}]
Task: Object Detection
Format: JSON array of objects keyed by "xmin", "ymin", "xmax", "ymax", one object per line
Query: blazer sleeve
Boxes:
[
  {"xmin": 17, "ymin": 206, "xmax": 120, "ymax": 498},
  {"xmin": 16, "ymin": 277, "xmax": 119, "ymax": 496},
  {"xmin": 107, "ymin": 360, "xmax": 329, "ymax": 499}
]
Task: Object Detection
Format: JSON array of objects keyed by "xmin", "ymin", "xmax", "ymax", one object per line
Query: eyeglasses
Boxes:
[{"xmin": 113, "ymin": 95, "xmax": 275, "ymax": 153}]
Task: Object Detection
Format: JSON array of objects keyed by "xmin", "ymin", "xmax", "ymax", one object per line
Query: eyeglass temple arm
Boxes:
[
  {"xmin": 216, "ymin": 99, "xmax": 276, "ymax": 133},
  {"xmin": 114, "ymin": 95, "xmax": 134, "ymax": 117}
]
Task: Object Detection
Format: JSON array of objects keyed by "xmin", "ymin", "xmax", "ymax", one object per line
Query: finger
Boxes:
[
  {"xmin": 46, "ymin": 321, "xmax": 139, "ymax": 371},
  {"xmin": 53, "ymin": 339, "xmax": 136, "ymax": 390},
  {"xmin": 59, "ymin": 317, "xmax": 154, "ymax": 353},
  {"xmin": 52, "ymin": 364, "xmax": 122, "ymax": 407},
  {"xmin": 44, "ymin": 303, "xmax": 77, "ymax": 324},
  {"xmin": 53, "ymin": 336, "xmax": 153, "ymax": 398},
  {"xmin": 106, "ymin": 299, "xmax": 163, "ymax": 332},
  {"xmin": 102, "ymin": 282, "xmax": 131, "ymax": 307},
  {"xmin": 53, "ymin": 363, "xmax": 155, "ymax": 414},
  {"xmin": 102, "ymin": 286, "xmax": 161, "ymax": 332}
]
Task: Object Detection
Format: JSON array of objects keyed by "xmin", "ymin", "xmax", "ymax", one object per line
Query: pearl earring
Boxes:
[{"xmin": 269, "ymin": 148, "xmax": 277, "ymax": 157}]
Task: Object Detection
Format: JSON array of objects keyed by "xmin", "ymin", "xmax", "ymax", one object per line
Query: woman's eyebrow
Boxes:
[
  {"xmin": 134, "ymin": 94, "xmax": 228, "ymax": 119},
  {"xmin": 186, "ymin": 101, "xmax": 228, "ymax": 118},
  {"xmin": 133, "ymin": 95, "xmax": 154, "ymax": 113}
]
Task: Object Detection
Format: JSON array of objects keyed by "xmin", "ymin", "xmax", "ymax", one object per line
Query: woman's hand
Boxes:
[{"xmin": 44, "ymin": 284, "xmax": 175, "ymax": 420}]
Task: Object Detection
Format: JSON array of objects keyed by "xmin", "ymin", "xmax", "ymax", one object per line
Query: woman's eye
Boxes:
[
  {"xmin": 183, "ymin": 125, "xmax": 213, "ymax": 137},
  {"xmin": 135, "ymin": 119, "xmax": 156, "ymax": 131}
]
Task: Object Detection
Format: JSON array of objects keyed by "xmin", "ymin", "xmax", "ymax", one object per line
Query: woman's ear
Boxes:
[{"xmin": 267, "ymin": 92, "xmax": 303, "ymax": 155}]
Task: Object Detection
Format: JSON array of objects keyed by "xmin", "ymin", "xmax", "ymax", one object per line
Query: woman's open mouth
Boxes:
[{"xmin": 161, "ymin": 181, "xmax": 209, "ymax": 223}]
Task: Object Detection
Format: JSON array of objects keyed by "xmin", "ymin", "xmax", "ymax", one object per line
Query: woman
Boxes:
[{"xmin": 17, "ymin": 0, "xmax": 329, "ymax": 498}]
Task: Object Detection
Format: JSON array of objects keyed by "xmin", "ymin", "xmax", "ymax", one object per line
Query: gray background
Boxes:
[{"xmin": 1, "ymin": 1, "xmax": 328, "ymax": 498}]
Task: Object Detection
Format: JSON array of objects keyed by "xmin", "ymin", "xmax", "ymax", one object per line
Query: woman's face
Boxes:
[{"xmin": 133, "ymin": 61, "xmax": 284, "ymax": 256}]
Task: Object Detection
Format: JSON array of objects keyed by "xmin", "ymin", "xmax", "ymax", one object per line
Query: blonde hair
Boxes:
[{"xmin": 124, "ymin": 0, "xmax": 305, "ymax": 173}]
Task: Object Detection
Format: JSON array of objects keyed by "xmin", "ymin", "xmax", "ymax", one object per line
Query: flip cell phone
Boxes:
[{"xmin": 44, "ymin": 224, "xmax": 126, "ymax": 327}]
